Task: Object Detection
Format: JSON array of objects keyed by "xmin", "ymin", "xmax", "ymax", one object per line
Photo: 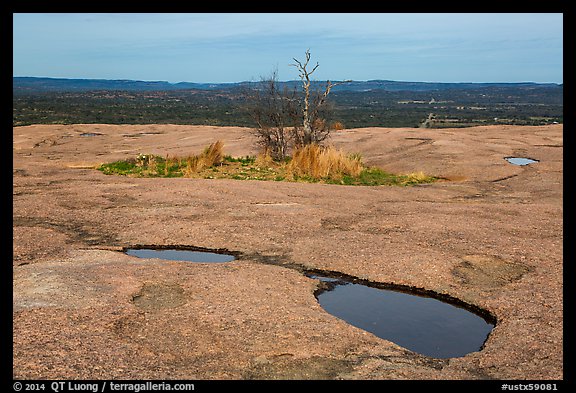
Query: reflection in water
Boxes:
[
  {"xmin": 505, "ymin": 157, "xmax": 538, "ymax": 166},
  {"xmin": 311, "ymin": 274, "xmax": 494, "ymax": 358},
  {"xmin": 125, "ymin": 248, "xmax": 235, "ymax": 263}
]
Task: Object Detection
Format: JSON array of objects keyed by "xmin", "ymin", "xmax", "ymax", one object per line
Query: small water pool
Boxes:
[
  {"xmin": 505, "ymin": 157, "xmax": 539, "ymax": 166},
  {"xmin": 310, "ymin": 274, "xmax": 495, "ymax": 359},
  {"xmin": 125, "ymin": 247, "xmax": 236, "ymax": 263}
]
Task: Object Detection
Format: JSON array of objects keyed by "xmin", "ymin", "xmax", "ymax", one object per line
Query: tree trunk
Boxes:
[{"xmin": 291, "ymin": 49, "xmax": 350, "ymax": 146}]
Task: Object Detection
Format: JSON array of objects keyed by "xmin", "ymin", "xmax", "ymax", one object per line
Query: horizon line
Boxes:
[{"xmin": 13, "ymin": 75, "xmax": 563, "ymax": 86}]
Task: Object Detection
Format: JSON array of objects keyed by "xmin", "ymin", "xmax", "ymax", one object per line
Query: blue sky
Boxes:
[{"xmin": 13, "ymin": 13, "xmax": 563, "ymax": 84}]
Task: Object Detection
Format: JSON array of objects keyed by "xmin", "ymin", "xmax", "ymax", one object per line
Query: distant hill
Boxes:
[
  {"xmin": 12, "ymin": 77, "xmax": 198, "ymax": 92},
  {"xmin": 13, "ymin": 76, "xmax": 562, "ymax": 93},
  {"xmin": 333, "ymin": 80, "xmax": 561, "ymax": 92}
]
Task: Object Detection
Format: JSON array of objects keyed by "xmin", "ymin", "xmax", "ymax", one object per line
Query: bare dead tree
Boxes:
[
  {"xmin": 243, "ymin": 50, "xmax": 350, "ymax": 159},
  {"xmin": 244, "ymin": 69, "xmax": 300, "ymax": 160},
  {"xmin": 290, "ymin": 49, "xmax": 351, "ymax": 146}
]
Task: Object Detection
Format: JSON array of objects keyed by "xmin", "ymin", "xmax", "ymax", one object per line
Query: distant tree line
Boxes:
[{"xmin": 13, "ymin": 72, "xmax": 563, "ymax": 131}]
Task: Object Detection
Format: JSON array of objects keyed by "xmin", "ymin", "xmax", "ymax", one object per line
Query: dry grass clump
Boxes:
[
  {"xmin": 202, "ymin": 140, "xmax": 225, "ymax": 165},
  {"xmin": 331, "ymin": 121, "xmax": 345, "ymax": 131},
  {"xmin": 183, "ymin": 140, "xmax": 224, "ymax": 177},
  {"xmin": 403, "ymin": 171, "xmax": 429, "ymax": 183},
  {"xmin": 254, "ymin": 148, "xmax": 275, "ymax": 169},
  {"xmin": 287, "ymin": 144, "xmax": 364, "ymax": 180}
]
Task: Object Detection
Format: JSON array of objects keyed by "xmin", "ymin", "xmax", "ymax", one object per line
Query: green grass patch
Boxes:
[{"xmin": 97, "ymin": 142, "xmax": 437, "ymax": 186}]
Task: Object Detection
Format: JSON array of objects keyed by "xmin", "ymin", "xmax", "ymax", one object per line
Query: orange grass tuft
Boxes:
[
  {"xmin": 287, "ymin": 144, "xmax": 364, "ymax": 180},
  {"xmin": 182, "ymin": 140, "xmax": 225, "ymax": 177}
]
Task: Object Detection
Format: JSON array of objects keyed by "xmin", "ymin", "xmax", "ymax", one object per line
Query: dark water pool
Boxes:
[
  {"xmin": 310, "ymin": 274, "xmax": 494, "ymax": 358},
  {"xmin": 505, "ymin": 157, "xmax": 539, "ymax": 166},
  {"xmin": 125, "ymin": 248, "xmax": 235, "ymax": 263}
]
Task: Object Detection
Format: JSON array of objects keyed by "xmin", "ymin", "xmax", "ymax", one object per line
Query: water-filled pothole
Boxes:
[
  {"xmin": 121, "ymin": 247, "xmax": 495, "ymax": 358},
  {"xmin": 309, "ymin": 273, "xmax": 495, "ymax": 359},
  {"xmin": 124, "ymin": 246, "xmax": 236, "ymax": 263},
  {"xmin": 505, "ymin": 157, "xmax": 539, "ymax": 166},
  {"xmin": 79, "ymin": 132, "xmax": 102, "ymax": 137}
]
